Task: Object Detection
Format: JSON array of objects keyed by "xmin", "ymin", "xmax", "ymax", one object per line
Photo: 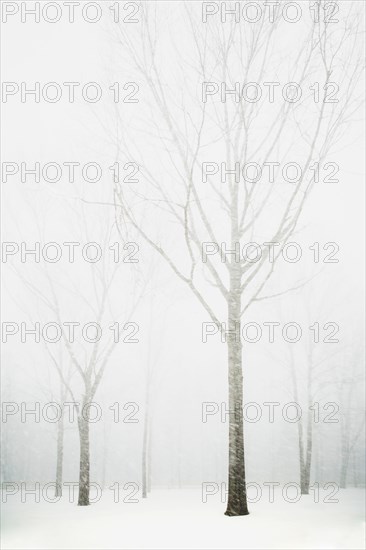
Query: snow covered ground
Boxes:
[{"xmin": 1, "ymin": 487, "xmax": 365, "ymax": 549}]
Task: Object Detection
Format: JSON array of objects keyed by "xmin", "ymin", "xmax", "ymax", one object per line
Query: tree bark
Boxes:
[
  {"xmin": 77, "ymin": 412, "xmax": 90, "ymax": 506},
  {"xmin": 224, "ymin": 287, "xmax": 249, "ymax": 516},
  {"xmin": 55, "ymin": 408, "xmax": 64, "ymax": 497}
]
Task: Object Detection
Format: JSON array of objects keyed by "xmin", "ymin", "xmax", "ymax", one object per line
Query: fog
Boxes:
[{"xmin": 1, "ymin": 1, "xmax": 365, "ymax": 549}]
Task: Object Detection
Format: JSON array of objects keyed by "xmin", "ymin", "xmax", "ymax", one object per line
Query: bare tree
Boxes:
[
  {"xmin": 11, "ymin": 205, "xmax": 142, "ymax": 506},
  {"xmin": 289, "ymin": 347, "xmax": 313, "ymax": 494},
  {"xmin": 142, "ymin": 372, "xmax": 151, "ymax": 498},
  {"xmin": 288, "ymin": 342, "xmax": 334, "ymax": 494},
  {"xmin": 42, "ymin": 355, "xmax": 72, "ymax": 498},
  {"xmin": 55, "ymin": 381, "xmax": 67, "ymax": 497},
  {"xmin": 337, "ymin": 349, "xmax": 365, "ymax": 488},
  {"xmin": 107, "ymin": 1, "xmax": 363, "ymax": 515},
  {"xmin": 8, "ymin": 288, "xmax": 74, "ymax": 498},
  {"xmin": 142, "ymin": 275, "xmax": 170, "ymax": 498}
]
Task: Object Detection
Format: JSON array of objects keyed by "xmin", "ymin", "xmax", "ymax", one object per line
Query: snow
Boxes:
[{"xmin": 1, "ymin": 487, "xmax": 365, "ymax": 549}]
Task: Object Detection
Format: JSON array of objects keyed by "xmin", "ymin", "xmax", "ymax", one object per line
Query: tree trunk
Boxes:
[
  {"xmin": 298, "ymin": 422, "xmax": 307, "ymax": 494},
  {"xmin": 290, "ymin": 353, "xmax": 308, "ymax": 494},
  {"xmin": 142, "ymin": 400, "xmax": 149, "ymax": 498},
  {"xmin": 340, "ymin": 449, "xmax": 349, "ymax": 489},
  {"xmin": 77, "ymin": 412, "xmax": 90, "ymax": 506},
  {"xmin": 314, "ymin": 425, "xmax": 323, "ymax": 485},
  {"xmin": 55, "ymin": 408, "xmax": 64, "ymax": 497},
  {"xmin": 298, "ymin": 422, "xmax": 311, "ymax": 495},
  {"xmin": 290, "ymin": 347, "xmax": 314, "ymax": 494},
  {"xmin": 301, "ymin": 384, "xmax": 313, "ymax": 494},
  {"xmin": 147, "ymin": 419, "xmax": 152, "ymax": 493},
  {"xmin": 224, "ymin": 289, "xmax": 249, "ymax": 516},
  {"xmin": 340, "ymin": 410, "xmax": 350, "ymax": 489},
  {"xmin": 352, "ymin": 450, "xmax": 358, "ymax": 488}
]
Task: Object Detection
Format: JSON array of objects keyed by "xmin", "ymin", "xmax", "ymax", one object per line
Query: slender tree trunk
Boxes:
[
  {"xmin": 340, "ymin": 390, "xmax": 351, "ymax": 489},
  {"xmin": 314, "ymin": 425, "xmax": 323, "ymax": 484},
  {"xmin": 290, "ymin": 353, "xmax": 308, "ymax": 493},
  {"xmin": 142, "ymin": 396, "xmax": 149, "ymax": 498},
  {"xmin": 55, "ymin": 407, "xmax": 64, "ymax": 497},
  {"xmin": 225, "ymin": 286, "xmax": 249, "ymax": 516},
  {"xmin": 340, "ymin": 415, "xmax": 364, "ymax": 488},
  {"xmin": 352, "ymin": 450, "xmax": 358, "ymax": 488},
  {"xmin": 177, "ymin": 428, "xmax": 182, "ymax": 489},
  {"xmin": 101, "ymin": 422, "xmax": 109, "ymax": 490},
  {"xmin": 298, "ymin": 420, "xmax": 306, "ymax": 493},
  {"xmin": 77, "ymin": 410, "xmax": 90, "ymax": 506},
  {"xmin": 302, "ymin": 411, "xmax": 313, "ymax": 494},
  {"xmin": 290, "ymin": 350, "xmax": 313, "ymax": 494},
  {"xmin": 147, "ymin": 419, "xmax": 152, "ymax": 493},
  {"xmin": 340, "ymin": 448, "xmax": 349, "ymax": 489},
  {"xmin": 301, "ymin": 362, "xmax": 313, "ymax": 495}
]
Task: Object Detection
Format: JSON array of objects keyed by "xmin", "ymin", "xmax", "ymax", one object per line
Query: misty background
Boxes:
[{"xmin": 1, "ymin": 1, "xmax": 365, "ymax": 497}]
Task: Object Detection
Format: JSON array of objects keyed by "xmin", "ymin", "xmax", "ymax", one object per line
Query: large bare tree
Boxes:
[{"xmin": 108, "ymin": 1, "xmax": 363, "ymax": 515}]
